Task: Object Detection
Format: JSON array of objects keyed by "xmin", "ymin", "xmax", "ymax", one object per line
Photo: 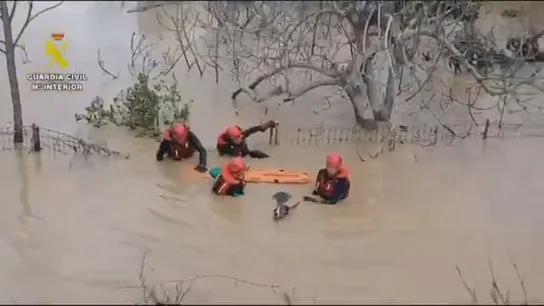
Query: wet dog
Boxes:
[{"xmin": 272, "ymin": 191, "xmax": 299, "ymax": 221}]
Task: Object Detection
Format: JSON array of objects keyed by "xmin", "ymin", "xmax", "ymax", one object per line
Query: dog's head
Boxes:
[{"xmin": 273, "ymin": 205, "xmax": 288, "ymax": 220}]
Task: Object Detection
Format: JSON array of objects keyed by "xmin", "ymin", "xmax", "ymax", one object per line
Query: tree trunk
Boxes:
[
  {"xmin": 348, "ymin": 24, "xmax": 384, "ymax": 131},
  {"xmin": 375, "ymin": 68, "xmax": 396, "ymax": 121},
  {"xmin": 345, "ymin": 84, "xmax": 377, "ymax": 131},
  {"xmin": 0, "ymin": 2, "xmax": 24, "ymax": 145},
  {"xmin": 361, "ymin": 54, "xmax": 384, "ymax": 117}
]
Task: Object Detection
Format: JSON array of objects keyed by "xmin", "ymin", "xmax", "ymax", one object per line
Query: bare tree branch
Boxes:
[
  {"xmin": 126, "ymin": 2, "xmax": 164, "ymax": 14},
  {"xmin": 96, "ymin": 49, "xmax": 119, "ymax": 79},
  {"xmin": 507, "ymin": 252, "xmax": 528, "ymax": 305},
  {"xmin": 234, "ymin": 78, "xmax": 340, "ymax": 105},
  {"xmin": 456, "ymin": 265, "xmax": 478, "ymax": 303},
  {"xmin": 156, "ymin": 5, "xmax": 202, "ymax": 76},
  {"xmin": 457, "ymin": 257, "xmax": 531, "ymax": 305},
  {"xmin": 14, "ymin": 1, "xmax": 64, "ymax": 46},
  {"xmin": 109, "ymin": 31, "xmax": 184, "ymax": 80},
  {"xmin": 0, "ymin": 40, "xmax": 30, "ymax": 63},
  {"xmin": 8, "ymin": 1, "xmax": 17, "ymax": 23},
  {"xmin": 232, "ymin": 62, "xmax": 341, "ymax": 101}
]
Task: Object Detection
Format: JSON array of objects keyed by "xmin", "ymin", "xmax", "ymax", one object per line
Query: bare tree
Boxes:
[
  {"xmin": 0, "ymin": 1, "xmax": 63, "ymax": 145},
  {"xmin": 153, "ymin": 1, "xmax": 544, "ymax": 132}
]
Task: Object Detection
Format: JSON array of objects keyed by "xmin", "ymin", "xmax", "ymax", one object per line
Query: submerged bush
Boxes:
[
  {"xmin": 76, "ymin": 73, "xmax": 192, "ymax": 139},
  {"xmin": 501, "ymin": 9, "xmax": 520, "ymax": 18}
]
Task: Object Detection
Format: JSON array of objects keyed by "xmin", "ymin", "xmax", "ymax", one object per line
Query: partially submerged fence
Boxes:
[
  {"xmin": 0, "ymin": 124, "xmax": 130, "ymax": 159},
  {"xmin": 264, "ymin": 119, "xmax": 544, "ymax": 146},
  {"xmin": 1, "ymin": 120, "xmax": 541, "ymax": 158}
]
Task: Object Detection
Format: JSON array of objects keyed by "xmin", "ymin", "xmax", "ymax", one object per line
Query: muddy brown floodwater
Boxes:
[{"xmin": 1, "ymin": 1, "xmax": 544, "ymax": 304}]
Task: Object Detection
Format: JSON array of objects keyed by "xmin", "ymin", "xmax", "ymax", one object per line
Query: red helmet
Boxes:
[
  {"xmin": 226, "ymin": 125, "xmax": 243, "ymax": 141},
  {"xmin": 172, "ymin": 124, "xmax": 189, "ymax": 143},
  {"xmin": 326, "ymin": 153, "xmax": 343, "ymax": 169},
  {"xmin": 227, "ymin": 157, "xmax": 246, "ymax": 174}
]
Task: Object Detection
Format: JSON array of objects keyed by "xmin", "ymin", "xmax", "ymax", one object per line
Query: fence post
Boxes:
[
  {"xmin": 268, "ymin": 125, "xmax": 279, "ymax": 146},
  {"xmin": 31, "ymin": 124, "xmax": 42, "ymax": 152},
  {"xmin": 482, "ymin": 119, "xmax": 490, "ymax": 140},
  {"xmin": 268, "ymin": 126, "xmax": 274, "ymax": 145}
]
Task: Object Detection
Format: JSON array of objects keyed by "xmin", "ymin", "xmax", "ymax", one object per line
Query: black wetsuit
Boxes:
[
  {"xmin": 216, "ymin": 125, "xmax": 270, "ymax": 158},
  {"xmin": 156, "ymin": 131, "xmax": 207, "ymax": 167}
]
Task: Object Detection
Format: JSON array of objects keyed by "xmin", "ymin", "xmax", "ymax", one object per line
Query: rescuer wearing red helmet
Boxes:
[
  {"xmin": 156, "ymin": 121, "xmax": 208, "ymax": 172},
  {"xmin": 303, "ymin": 153, "xmax": 350, "ymax": 205},
  {"xmin": 212, "ymin": 157, "xmax": 247, "ymax": 196},
  {"xmin": 216, "ymin": 120, "xmax": 278, "ymax": 158}
]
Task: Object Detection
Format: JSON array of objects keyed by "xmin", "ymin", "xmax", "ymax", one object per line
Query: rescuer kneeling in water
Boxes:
[
  {"xmin": 212, "ymin": 157, "xmax": 247, "ymax": 196},
  {"xmin": 303, "ymin": 153, "xmax": 350, "ymax": 205},
  {"xmin": 156, "ymin": 122, "xmax": 208, "ymax": 173},
  {"xmin": 216, "ymin": 120, "xmax": 278, "ymax": 158}
]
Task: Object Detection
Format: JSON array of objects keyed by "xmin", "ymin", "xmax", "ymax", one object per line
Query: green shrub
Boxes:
[{"xmin": 77, "ymin": 73, "xmax": 192, "ymax": 139}]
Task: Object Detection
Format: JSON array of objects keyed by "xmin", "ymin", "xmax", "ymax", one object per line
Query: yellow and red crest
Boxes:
[{"xmin": 51, "ymin": 33, "xmax": 64, "ymax": 41}]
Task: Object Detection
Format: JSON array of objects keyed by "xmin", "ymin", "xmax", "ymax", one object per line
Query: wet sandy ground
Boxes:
[{"xmin": 1, "ymin": 1, "xmax": 544, "ymax": 303}]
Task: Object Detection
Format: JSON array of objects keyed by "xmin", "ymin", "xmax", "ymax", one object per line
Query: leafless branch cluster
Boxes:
[
  {"xmin": 456, "ymin": 256, "xmax": 528, "ymax": 305},
  {"xmin": 97, "ymin": 31, "xmax": 183, "ymax": 81},
  {"xmin": 135, "ymin": 253, "xmax": 298, "ymax": 305},
  {"xmin": 133, "ymin": 253, "xmax": 534, "ymax": 304},
  {"xmin": 155, "ymin": 4, "xmax": 206, "ymax": 78},
  {"xmin": 150, "ymin": 1, "xmax": 544, "ymax": 132},
  {"xmin": 0, "ymin": 1, "xmax": 63, "ymax": 63},
  {"xmin": 428, "ymin": 22, "xmax": 544, "ymax": 131},
  {"xmin": 128, "ymin": 32, "xmax": 183, "ymax": 79}
]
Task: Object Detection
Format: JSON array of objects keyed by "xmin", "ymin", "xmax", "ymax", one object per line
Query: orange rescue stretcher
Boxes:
[
  {"xmin": 184, "ymin": 166, "xmax": 311, "ymax": 184},
  {"xmin": 244, "ymin": 168, "xmax": 310, "ymax": 184}
]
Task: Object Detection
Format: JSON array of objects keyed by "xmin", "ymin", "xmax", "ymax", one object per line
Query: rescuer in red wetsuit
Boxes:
[
  {"xmin": 303, "ymin": 153, "xmax": 350, "ymax": 205},
  {"xmin": 212, "ymin": 157, "xmax": 247, "ymax": 196},
  {"xmin": 156, "ymin": 122, "xmax": 208, "ymax": 172},
  {"xmin": 216, "ymin": 120, "xmax": 278, "ymax": 158}
]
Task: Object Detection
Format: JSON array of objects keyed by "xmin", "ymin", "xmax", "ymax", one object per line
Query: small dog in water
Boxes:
[{"xmin": 272, "ymin": 191, "xmax": 300, "ymax": 221}]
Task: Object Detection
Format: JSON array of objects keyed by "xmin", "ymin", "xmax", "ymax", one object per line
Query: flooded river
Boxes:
[{"xmin": 1, "ymin": 1, "xmax": 544, "ymax": 303}]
